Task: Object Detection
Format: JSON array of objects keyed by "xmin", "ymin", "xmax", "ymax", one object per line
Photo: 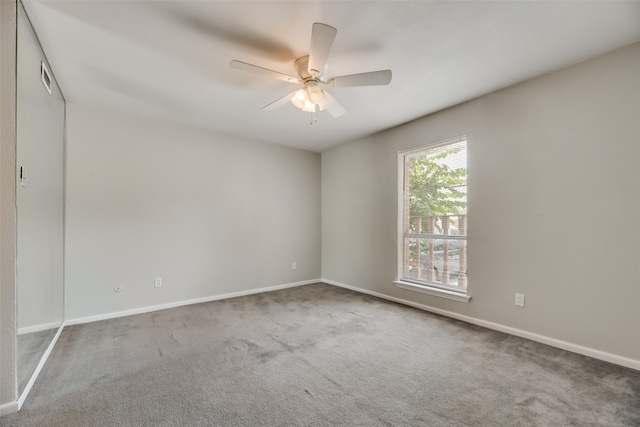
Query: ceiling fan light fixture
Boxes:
[
  {"xmin": 291, "ymin": 87, "xmax": 319, "ymax": 113},
  {"xmin": 307, "ymin": 84, "xmax": 324, "ymax": 106},
  {"xmin": 301, "ymin": 99, "xmax": 317, "ymax": 112},
  {"xmin": 291, "ymin": 89, "xmax": 308, "ymax": 109}
]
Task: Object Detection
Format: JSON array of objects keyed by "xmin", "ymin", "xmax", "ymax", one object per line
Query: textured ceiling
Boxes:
[{"xmin": 22, "ymin": 1, "xmax": 640, "ymax": 152}]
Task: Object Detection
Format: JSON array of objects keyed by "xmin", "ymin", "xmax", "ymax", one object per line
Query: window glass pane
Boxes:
[{"xmin": 404, "ymin": 237, "xmax": 467, "ymax": 287}]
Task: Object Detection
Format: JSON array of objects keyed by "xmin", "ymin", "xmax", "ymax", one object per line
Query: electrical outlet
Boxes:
[
  {"xmin": 114, "ymin": 285, "xmax": 124, "ymax": 292},
  {"xmin": 154, "ymin": 277, "xmax": 162, "ymax": 288},
  {"xmin": 292, "ymin": 262, "xmax": 297, "ymax": 270},
  {"xmin": 515, "ymin": 293, "xmax": 525, "ymax": 307}
]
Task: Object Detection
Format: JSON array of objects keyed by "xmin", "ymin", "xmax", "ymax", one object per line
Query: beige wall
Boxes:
[
  {"xmin": 65, "ymin": 104, "xmax": 321, "ymax": 320},
  {"xmin": 0, "ymin": 0, "xmax": 17, "ymax": 411},
  {"xmin": 322, "ymin": 42, "xmax": 640, "ymax": 363}
]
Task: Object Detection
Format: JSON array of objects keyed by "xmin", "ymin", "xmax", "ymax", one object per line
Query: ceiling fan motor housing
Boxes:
[{"xmin": 295, "ymin": 55, "xmax": 325, "ymax": 82}]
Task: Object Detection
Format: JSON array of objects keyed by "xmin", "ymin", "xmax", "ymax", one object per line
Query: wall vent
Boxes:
[{"xmin": 41, "ymin": 61, "xmax": 52, "ymax": 95}]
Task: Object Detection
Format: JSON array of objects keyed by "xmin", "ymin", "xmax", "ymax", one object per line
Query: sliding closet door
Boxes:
[{"xmin": 16, "ymin": 2, "xmax": 65, "ymax": 395}]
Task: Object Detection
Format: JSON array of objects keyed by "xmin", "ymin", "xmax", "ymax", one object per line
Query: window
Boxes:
[{"xmin": 397, "ymin": 137, "xmax": 469, "ymax": 301}]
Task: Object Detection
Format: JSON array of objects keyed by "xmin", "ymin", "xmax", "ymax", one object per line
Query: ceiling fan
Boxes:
[{"xmin": 230, "ymin": 23, "xmax": 392, "ymax": 120}]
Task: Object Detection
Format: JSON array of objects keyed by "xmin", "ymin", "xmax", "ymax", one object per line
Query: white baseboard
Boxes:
[
  {"xmin": 0, "ymin": 401, "xmax": 18, "ymax": 416},
  {"xmin": 17, "ymin": 324, "xmax": 64, "ymax": 410},
  {"xmin": 65, "ymin": 279, "xmax": 321, "ymax": 326},
  {"xmin": 18, "ymin": 321, "xmax": 62, "ymax": 335},
  {"xmin": 321, "ymin": 278, "xmax": 640, "ymax": 372}
]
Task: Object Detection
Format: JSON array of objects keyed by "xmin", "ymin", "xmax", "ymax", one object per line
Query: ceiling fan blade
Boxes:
[
  {"xmin": 262, "ymin": 90, "xmax": 299, "ymax": 111},
  {"xmin": 308, "ymin": 23, "xmax": 337, "ymax": 77},
  {"xmin": 321, "ymin": 91, "xmax": 346, "ymax": 118},
  {"xmin": 230, "ymin": 60, "xmax": 299, "ymax": 83},
  {"xmin": 328, "ymin": 69, "xmax": 392, "ymax": 87}
]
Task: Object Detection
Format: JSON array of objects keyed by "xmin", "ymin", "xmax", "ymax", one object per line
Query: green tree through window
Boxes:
[{"xmin": 408, "ymin": 145, "xmax": 467, "ymax": 220}]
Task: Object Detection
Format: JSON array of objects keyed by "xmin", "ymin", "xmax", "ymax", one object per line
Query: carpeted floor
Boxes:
[{"xmin": 3, "ymin": 283, "xmax": 639, "ymax": 426}]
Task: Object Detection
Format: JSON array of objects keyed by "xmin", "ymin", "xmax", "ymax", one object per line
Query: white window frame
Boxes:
[{"xmin": 395, "ymin": 136, "xmax": 471, "ymax": 303}]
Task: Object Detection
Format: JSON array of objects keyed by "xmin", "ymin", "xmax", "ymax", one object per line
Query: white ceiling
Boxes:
[{"xmin": 22, "ymin": 1, "xmax": 640, "ymax": 152}]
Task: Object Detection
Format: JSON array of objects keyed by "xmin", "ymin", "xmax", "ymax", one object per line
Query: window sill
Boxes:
[{"xmin": 394, "ymin": 281, "xmax": 471, "ymax": 303}]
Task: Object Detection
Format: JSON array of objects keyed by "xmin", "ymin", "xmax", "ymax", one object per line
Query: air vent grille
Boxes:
[{"xmin": 40, "ymin": 61, "xmax": 52, "ymax": 95}]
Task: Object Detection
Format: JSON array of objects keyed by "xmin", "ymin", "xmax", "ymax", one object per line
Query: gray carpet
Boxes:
[{"xmin": 3, "ymin": 283, "xmax": 639, "ymax": 426}]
